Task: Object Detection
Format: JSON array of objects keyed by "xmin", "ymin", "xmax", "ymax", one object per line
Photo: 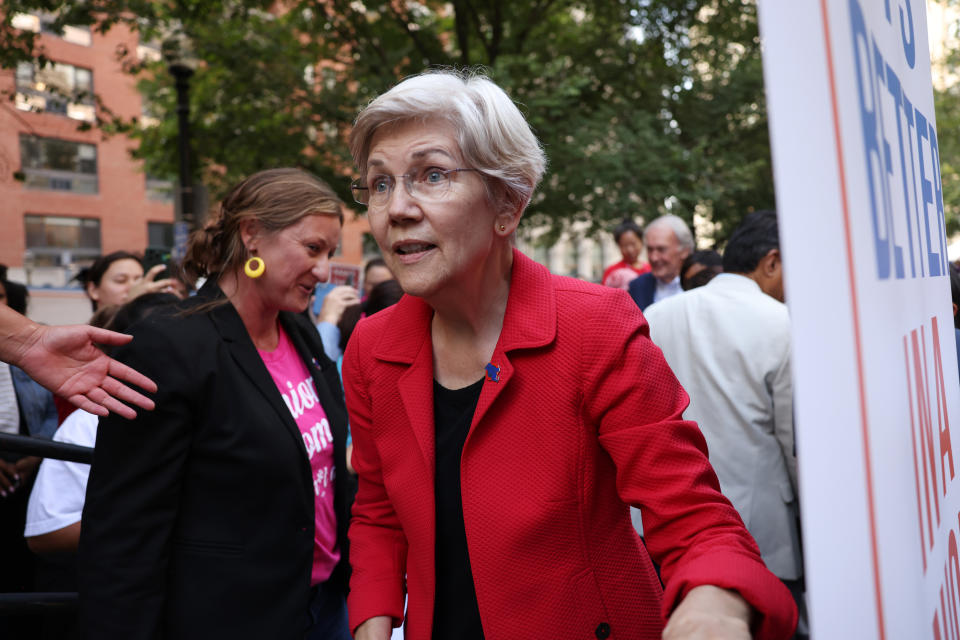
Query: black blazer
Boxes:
[
  {"xmin": 79, "ymin": 281, "xmax": 351, "ymax": 639},
  {"xmin": 627, "ymin": 272, "xmax": 657, "ymax": 311}
]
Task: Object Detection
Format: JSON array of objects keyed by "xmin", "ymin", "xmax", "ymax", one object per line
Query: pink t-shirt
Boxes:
[{"xmin": 258, "ymin": 325, "xmax": 339, "ymax": 585}]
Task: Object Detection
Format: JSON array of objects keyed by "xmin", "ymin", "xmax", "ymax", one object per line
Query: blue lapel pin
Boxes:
[{"xmin": 484, "ymin": 362, "xmax": 501, "ymax": 383}]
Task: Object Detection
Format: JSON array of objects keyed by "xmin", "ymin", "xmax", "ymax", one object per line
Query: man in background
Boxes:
[
  {"xmin": 627, "ymin": 214, "xmax": 693, "ymax": 310},
  {"xmin": 644, "ymin": 210, "xmax": 805, "ymax": 636}
]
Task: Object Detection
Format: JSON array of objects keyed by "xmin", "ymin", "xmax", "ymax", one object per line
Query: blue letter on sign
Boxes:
[{"xmin": 850, "ymin": 0, "xmax": 890, "ymax": 279}]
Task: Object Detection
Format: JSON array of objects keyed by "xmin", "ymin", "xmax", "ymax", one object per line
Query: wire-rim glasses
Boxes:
[{"xmin": 351, "ymin": 167, "xmax": 478, "ymax": 208}]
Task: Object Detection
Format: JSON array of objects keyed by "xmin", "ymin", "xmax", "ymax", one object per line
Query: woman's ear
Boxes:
[
  {"xmin": 86, "ymin": 280, "xmax": 99, "ymax": 302},
  {"xmin": 495, "ymin": 208, "xmax": 525, "ymax": 237},
  {"xmin": 238, "ymin": 219, "xmax": 260, "ymax": 252},
  {"xmin": 494, "ymin": 194, "xmax": 527, "ymax": 237}
]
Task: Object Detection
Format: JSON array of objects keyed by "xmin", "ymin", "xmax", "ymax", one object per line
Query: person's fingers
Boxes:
[
  {"xmin": 101, "ymin": 375, "xmax": 155, "ymax": 411},
  {"xmin": 0, "ymin": 462, "xmax": 16, "ymax": 492},
  {"xmin": 333, "ymin": 286, "xmax": 359, "ymax": 299},
  {"xmin": 85, "ymin": 327, "xmax": 134, "ymax": 346},
  {"xmin": 85, "ymin": 387, "xmax": 138, "ymax": 421},
  {"xmin": 67, "ymin": 393, "xmax": 109, "ymax": 417},
  {"xmin": 144, "ymin": 264, "xmax": 167, "ymax": 282},
  {"xmin": 149, "ymin": 278, "xmax": 178, "ymax": 291},
  {"xmin": 107, "ymin": 359, "xmax": 158, "ymax": 395},
  {"xmin": 95, "ymin": 394, "xmax": 138, "ymax": 420}
]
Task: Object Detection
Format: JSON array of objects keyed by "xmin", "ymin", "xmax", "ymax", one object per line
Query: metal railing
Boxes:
[
  {"xmin": 0, "ymin": 432, "xmax": 92, "ymax": 614},
  {"xmin": 0, "ymin": 432, "xmax": 92, "ymax": 464}
]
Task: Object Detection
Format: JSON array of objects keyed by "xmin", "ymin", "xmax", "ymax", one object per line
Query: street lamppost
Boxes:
[{"xmin": 162, "ymin": 35, "xmax": 198, "ymax": 233}]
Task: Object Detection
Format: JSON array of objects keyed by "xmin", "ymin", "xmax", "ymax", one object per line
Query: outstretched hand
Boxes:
[{"xmin": 7, "ymin": 312, "xmax": 157, "ymax": 419}]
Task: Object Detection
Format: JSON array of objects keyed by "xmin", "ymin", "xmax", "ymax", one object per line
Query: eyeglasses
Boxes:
[{"xmin": 351, "ymin": 167, "xmax": 478, "ymax": 208}]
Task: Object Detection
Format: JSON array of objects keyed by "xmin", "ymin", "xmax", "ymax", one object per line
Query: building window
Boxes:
[
  {"xmin": 146, "ymin": 175, "xmax": 174, "ymax": 202},
  {"xmin": 15, "ymin": 60, "xmax": 94, "ymax": 122},
  {"xmin": 24, "ymin": 215, "xmax": 101, "ymax": 267},
  {"xmin": 147, "ymin": 222, "xmax": 174, "ymax": 249},
  {"xmin": 11, "ymin": 12, "xmax": 92, "ymax": 46},
  {"xmin": 20, "ymin": 135, "xmax": 98, "ymax": 194}
]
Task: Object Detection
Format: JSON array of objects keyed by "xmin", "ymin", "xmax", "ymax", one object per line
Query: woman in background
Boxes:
[
  {"xmin": 79, "ymin": 168, "xmax": 353, "ymax": 639},
  {"xmin": 80, "ymin": 251, "xmax": 179, "ymax": 312},
  {"xmin": 601, "ymin": 218, "xmax": 650, "ymax": 288}
]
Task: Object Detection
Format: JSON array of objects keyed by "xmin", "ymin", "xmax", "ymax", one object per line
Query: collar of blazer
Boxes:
[
  {"xmin": 372, "ymin": 249, "xmax": 557, "ymax": 366},
  {"xmin": 196, "ymin": 279, "xmax": 335, "ymax": 477},
  {"xmin": 367, "ymin": 250, "xmax": 559, "ymax": 477}
]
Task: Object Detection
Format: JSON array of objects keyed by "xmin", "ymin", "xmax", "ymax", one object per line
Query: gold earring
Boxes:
[
  {"xmin": 244, "ymin": 256, "xmax": 265, "ymax": 278},
  {"xmin": 499, "ymin": 224, "xmax": 506, "ymax": 232}
]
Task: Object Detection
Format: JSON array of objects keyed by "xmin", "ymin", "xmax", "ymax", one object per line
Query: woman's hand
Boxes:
[
  {"xmin": 318, "ymin": 286, "xmax": 360, "ymax": 325},
  {"xmin": 663, "ymin": 585, "xmax": 753, "ymax": 639},
  {"xmin": 127, "ymin": 264, "xmax": 182, "ymax": 301},
  {"xmin": 353, "ymin": 615, "xmax": 392, "ymax": 640}
]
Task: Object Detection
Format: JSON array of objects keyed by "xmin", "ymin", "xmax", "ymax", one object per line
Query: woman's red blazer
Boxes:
[{"xmin": 343, "ymin": 250, "xmax": 797, "ymax": 640}]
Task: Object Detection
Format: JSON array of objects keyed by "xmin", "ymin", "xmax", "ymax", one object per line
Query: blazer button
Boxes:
[{"xmin": 595, "ymin": 622, "xmax": 611, "ymax": 639}]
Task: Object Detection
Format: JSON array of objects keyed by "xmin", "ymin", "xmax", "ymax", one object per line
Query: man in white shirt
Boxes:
[
  {"xmin": 627, "ymin": 214, "xmax": 693, "ymax": 310},
  {"xmin": 644, "ymin": 210, "xmax": 805, "ymax": 633}
]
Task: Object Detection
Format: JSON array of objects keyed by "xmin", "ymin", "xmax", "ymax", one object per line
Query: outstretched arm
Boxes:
[{"xmin": 0, "ymin": 305, "xmax": 156, "ymax": 419}]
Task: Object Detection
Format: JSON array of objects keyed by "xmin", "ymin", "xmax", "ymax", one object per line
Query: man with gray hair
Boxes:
[{"xmin": 627, "ymin": 214, "xmax": 693, "ymax": 311}]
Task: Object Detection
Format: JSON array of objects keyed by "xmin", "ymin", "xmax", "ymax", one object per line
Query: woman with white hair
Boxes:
[{"xmin": 343, "ymin": 70, "xmax": 796, "ymax": 640}]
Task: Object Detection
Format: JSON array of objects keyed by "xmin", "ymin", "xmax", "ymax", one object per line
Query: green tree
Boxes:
[
  {"xmin": 669, "ymin": 0, "xmax": 773, "ymax": 245},
  {"xmin": 933, "ymin": 0, "xmax": 960, "ymax": 236},
  {"xmin": 1, "ymin": 0, "xmax": 775, "ymax": 244}
]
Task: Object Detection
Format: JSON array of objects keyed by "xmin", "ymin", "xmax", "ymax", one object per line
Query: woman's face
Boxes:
[
  {"xmin": 365, "ymin": 119, "xmax": 500, "ymax": 301},
  {"xmin": 248, "ymin": 214, "xmax": 342, "ymax": 313},
  {"xmin": 618, "ymin": 230, "xmax": 643, "ymax": 266},
  {"xmin": 87, "ymin": 258, "xmax": 144, "ymax": 308}
]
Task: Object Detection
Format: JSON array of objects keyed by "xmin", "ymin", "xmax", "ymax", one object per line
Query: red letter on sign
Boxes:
[
  {"xmin": 908, "ymin": 335, "xmax": 931, "ymax": 569},
  {"xmin": 932, "ymin": 316, "xmax": 956, "ymax": 495},
  {"xmin": 911, "ymin": 327, "xmax": 942, "ymax": 544}
]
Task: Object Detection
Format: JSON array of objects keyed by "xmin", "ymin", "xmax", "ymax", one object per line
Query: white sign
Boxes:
[{"xmin": 758, "ymin": 1, "xmax": 960, "ymax": 638}]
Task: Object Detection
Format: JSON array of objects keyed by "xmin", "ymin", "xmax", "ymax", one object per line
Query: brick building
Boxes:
[{"xmin": 0, "ymin": 14, "xmax": 369, "ymax": 288}]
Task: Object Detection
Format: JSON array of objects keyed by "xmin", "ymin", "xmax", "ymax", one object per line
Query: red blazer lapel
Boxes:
[
  {"xmin": 469, "ymin": 250, "xmax": 557, "ymax": 436},
  {"xmin": 373, "ymin": 294, "xmax": 438, "ymax": 483},
  {"xmin": 370, "ymin": 251, "xmax": 559, "ymax": 471}
]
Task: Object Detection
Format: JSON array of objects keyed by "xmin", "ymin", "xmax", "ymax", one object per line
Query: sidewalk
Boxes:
[{"xmin": 26, "ymin": 288, "xmax": 91, "ymax": 326}]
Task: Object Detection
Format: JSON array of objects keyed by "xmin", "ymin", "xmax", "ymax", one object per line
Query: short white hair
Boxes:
[
  {"xmin": 349, "ymin": 69, "xmax": 547, "ymax": 214},
  {"xmin": 645, "ymin": 214, "xmax": 694, "ymax": 252}
]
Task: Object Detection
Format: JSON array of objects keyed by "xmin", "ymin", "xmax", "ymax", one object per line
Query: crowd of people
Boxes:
[{"xmin": 0, "ymin": 69, "xmax": 839, "ymax": 640}]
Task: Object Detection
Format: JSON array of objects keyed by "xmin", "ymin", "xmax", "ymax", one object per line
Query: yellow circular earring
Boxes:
[
  {"xmin": 244, "ymin": 256, "xmax": 265, "ymax": 279},
  {"xmin": 498, "ymin": 224, "xmax": 506, "ymax": 232}
]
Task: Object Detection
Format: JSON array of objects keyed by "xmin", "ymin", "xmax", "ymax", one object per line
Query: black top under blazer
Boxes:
[{"xmin": 79, "ymin": 281, "xmax": 351, "ymax": 639}]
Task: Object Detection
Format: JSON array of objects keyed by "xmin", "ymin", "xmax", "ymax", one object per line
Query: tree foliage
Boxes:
[
  {"xmin": 1, "ymin": 0, "xmax": 775, "ymax": 244},
  {"xmin": 933, "ymin": 0, "xmax": 960, "ymax": 237}
]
